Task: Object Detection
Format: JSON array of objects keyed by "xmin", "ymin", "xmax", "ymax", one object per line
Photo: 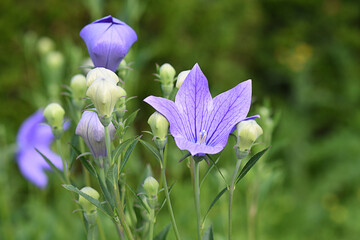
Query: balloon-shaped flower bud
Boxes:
[
  {"xmin": 176, "ymin": 70, "xmax": 190, "ymax": 89},
  {"xmin": 75, "ymin": 111, "xmax": 116, "ymax": 158},
  {"xmin": 37, "ymin": 37, "xmax": 55, "ymax": 56},
  {"xmin": 159, "ymin": 63, "xmax": 176, "ymax": 98},
  {"xmin": 79, "ymin": 186, "xmax": 100, "ymax": 225},
  {"xmin": 114, "ymin": 87, "xmax": 127, "ymax": 120},
  {"xmin": 236, "ymin": 120, "xmax": 263, "ymax": 158},
  {"xmin": 143, "ymin": 176, "xmax": 159, "ymax": 209},
  {"xmin": 44, "ymin": 103, "xmax": 65, "ymax": 139},
  {"xmin": 80, "ymin": 15, "xmax": 138, "ymax": 72},
  {"xmin": 148, "ymin": 112, "xmax": 169, "ymax": 150},
  {"xmin": 70, "ymin": 74, "xmax": 87, "ymax": 109},
  {"xmin": 86, "ymin": 67, "xmax": 119, "ymax": 88},
  {"xmin": 86, "ymin": 77, "xmax": 124, "ymax": 125}
]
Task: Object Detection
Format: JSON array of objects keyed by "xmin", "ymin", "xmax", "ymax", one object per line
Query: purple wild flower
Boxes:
[
  {"xmin": 75, "ymin": 111, "xmax": 116, "ymax": 158},
  {"xmin": 80, "ymin": 15, "xmax": 137, "ymax": 72},
  {"xmin": 16, "ymin": 110, "xmax": 64, "ymax": 188},
  {"xmin": 144, "ymin": 63, "xmax": 259, "ymax": 156}
]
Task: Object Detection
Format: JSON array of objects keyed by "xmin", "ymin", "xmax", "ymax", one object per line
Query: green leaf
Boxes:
[
  {"xmin": 154, "ymin": 224, "xmax": 171, "ymax": 240},
  {"xmin": 124, "ymin": 109, "xmax": 140, "ymax": 128},
  {"xmin": 202, "ymin": 224, "xmax": 214, "ymax": 240},
  {"xmin": 139, "ymin": 139, "xmax": 161, "ymax": 163},
  {"xmin": 236, "ymin": 147, "xmax": 270, "ymax": 184},
  {"xmin": 125, "ymin": 183, "xmax": 150, "ymax": 214},
  {"xmin": 69, "ymin": 143, "xmax": 97, "ymax": 178},
  {"xmin": 202, "ymin": 187, "xmax": 227, "ymax": 225},
  {"xmin": 112, "ymin": 138, "xmax": 132, "ymax": 162},
  {"xmin": 35, "ymin": 148, "xmax": 65, "ymax": 182},
  {"xmin": 62, "ymin": 184, "xmax": 113, "ymax": 218},
  {"xmin": 119, "ymin": 138, "xmax": 139, "ymax": 174},
  {"xmin": 96, "ymin": 172, "xmax": 115, "ymax": 209}
]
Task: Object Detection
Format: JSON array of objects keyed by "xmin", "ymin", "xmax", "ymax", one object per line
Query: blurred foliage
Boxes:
[{"xmin": 1, "ymin": 0, "xmax": 360, "ymax": 239}]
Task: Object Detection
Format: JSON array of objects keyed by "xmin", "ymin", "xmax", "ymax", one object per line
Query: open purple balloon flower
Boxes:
[
  {"xmin": 16, "ymin": 110, "xmax": 64, "ymax": 188},
  {"xmin": 144, "ymin": 64, "xmax": 259, "ymax": 156},
  {"xmin": 80, "ymin": 15, "xmax": 137, "ymax": 72}
]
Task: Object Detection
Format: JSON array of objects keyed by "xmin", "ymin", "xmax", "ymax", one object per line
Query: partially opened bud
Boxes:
[
  {"xmin": 148, "ymin": 112, "xmax": 169, "ymax": 150},
  {"xmin": 86, "ymin": 67, "xmax": 119, "ymax": 87},
  {"xmin": 143, "ymin": 176, "xmax": 159, "ymax": 208},
  {"xmin": 79, "ymin": 186, "xmax": 100, "ymax": 224},
  {"xmin": 236, "ymin": 120, "xmax": 263, "ymax": 152},
  {"xmin": 75, "ymin": 111, "xmax": 116, "ymax": 158},
  {"xmin": 176, "ymin": 70, "xmax": 190, "ymax": 89},
  {"xmin": 44, "ymin": 103, "xmax": 65, "ymax": 138},
  {"xmin": 86, "ymin": 77, "xmax": 124, "ymax": 122}
]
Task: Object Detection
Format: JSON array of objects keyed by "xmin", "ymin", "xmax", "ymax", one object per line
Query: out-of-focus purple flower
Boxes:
[
  {"xmin": 16, "ymin": 110, "xmax": 63, "ymax": 188},
  {"xmin": 75, "ymin": 111, "xmax": 116, "ymax": 158},
  {"xmin": 80, "ymin": 15, "xmax": 137, "ymax": 72},
  {"xmin": 144, "ymin": 63, "xmax": 259, "ymax": 156}
]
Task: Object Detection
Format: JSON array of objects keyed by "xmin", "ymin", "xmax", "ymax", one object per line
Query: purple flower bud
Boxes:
[
  {"xmin": 75, "ymin": 111, "xmax": 116, "ymax": 158},
  {"xmin": 80, "ymin": 15, "xmax": 137, "ymax": 72}
]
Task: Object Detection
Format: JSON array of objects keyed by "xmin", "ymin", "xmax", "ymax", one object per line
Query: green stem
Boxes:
[
  {"xmin": 79, "ymin": 137, "xmax": 91, "ymax": 186},
  {"xmin": 228, "ymin": 158, "xmax": 243, "ymax": 240},
  {"xmin": 160, "ymin": 150, "xmax": 181, "ymax": 240},
  {"xmin": 104, "ymin": 126, "xmax": 112, "ymax": 165},
  {"xmin": 115, "ymin": 185, "xmax": 134, "ymax": 240},
  {"xmin": 148, "ymin": 208, "xmax": 155, "ymax": 240},
  {"xmin": 56, "ymin": 139, "xmax": 70, "ymax": 183},
  {"xmin": 193, "ymin": 160, "xmax": 201, "ymax": 240},
  {"xmin": 87, "ymin": 224, "xmax": 97, "ymax": 240},
  {"xmin": 96, "ymin": 218, "xmax": 107, "ymax": 240}
]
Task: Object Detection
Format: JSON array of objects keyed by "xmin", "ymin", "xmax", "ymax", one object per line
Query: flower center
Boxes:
[{"xmin": 197, "ymin": 130, "xmax": 207, "ymax": 145}]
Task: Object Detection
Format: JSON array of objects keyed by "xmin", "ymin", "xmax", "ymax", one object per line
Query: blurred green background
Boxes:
[{"xmin": 1, "ymin": 0, "xmax": 360, "ymax": 239}]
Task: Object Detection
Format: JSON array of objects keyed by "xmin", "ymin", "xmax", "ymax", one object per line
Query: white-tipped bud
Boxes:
[
  {"xmin": 159, "ymin": 63, "xmax": 176, "ymax": 84},
  {"xmin": 143, "ymin": 176, "xmax": 159, "ymax": 208},
  {"xmin": 86, "ymin": 67, "xmax": 119, "ymax": 88},
  {"xmin": 44, "ymin": 103, "xmax": 65, "ymax": 138},
  {"xmin": 236, "ymin": 120, "xmax": 263, "ymax": 152},
  {"xmin": 45, "ymin": 51, "xmax": 64, "ymax": 70},
  {"xmin": 37, "ymin": 37, "xmax": 55, "ymax": 56},
  {"xmin": 70, "ymin": 74, "xmax": 87, "ymax": 99},
  {"xmin": 86, "ymin": 77, "xmax": 124, "ymax": 121},
  {"xmin": 148, "ymin": 112, "xmax": 169, "ymax": 149},
  {"xmin": 176, "ymin": 70, "xmax": 190, "ymax": 89}
]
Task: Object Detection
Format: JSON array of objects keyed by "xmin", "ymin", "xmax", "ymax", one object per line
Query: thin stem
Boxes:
[
  {"xmin": 87, "ymin": 224, "xmax": 97, "ymax": 240},
  {"xmin": 115, "ymin": 185, "xmax": 134, "ymax": 240},
  {"xmin": 79, "ymin": 137, "xmax": 91, "ymax": 186},
  {"xmin": 96, "ymin": 218, "xmax": 107, "ymax": 240},
  {"xmin": 148, "ymin": 208, "xmax": 155, "ymax": 240},
  {"xmin": 160, "ymin": 150, "xmax": 181, "ymax": 240},
  {"xmin": 56, "ymin": 139, "xmax": 70, "ymax": 183},
  {"xmin": 193, "ymin": 160, "xmax": 201, "ymax": 240},
  {"xmin": 104, "ymin": 126, "xmax": 112, "ymax": 165},
  {"xmin": 228, "ymin": 158, "xmax": 243, "ymax": 240}
]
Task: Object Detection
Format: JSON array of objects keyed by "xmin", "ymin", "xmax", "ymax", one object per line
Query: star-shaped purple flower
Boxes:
[
  {"xmin": 144, "ymin": 64, "xmax": 258, "ymax": 156},
  {"xmin": 80, "ymin": 15, "xmax": 137, "ymax": 72},
  {"xmin": 16, "ymin": 110, "xmax": 64, "ymax": 188}
]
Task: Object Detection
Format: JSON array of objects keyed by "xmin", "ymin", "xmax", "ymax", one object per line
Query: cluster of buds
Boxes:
[
  {"xmin": 43, "ymin": 103, "xmax": 65, "ymax": 139},
  {"xmin": 85, "ymin": 68, "xmax": 127, "ymax": 126},
  {"xmin": 235, "ymin": 120, "xmax": 263, "ymax": 159},
  {"xmin": 147, "ymin": 112, "xmax": 169, "ymax": 150}
]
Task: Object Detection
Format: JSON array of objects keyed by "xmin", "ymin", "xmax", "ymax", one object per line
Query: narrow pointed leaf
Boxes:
[
  {"xmin": 139, "ymin": 139, "xmax": 161, "ymax": 163},
  {"xmin": 202, "ymin": 224, "xmax": 214, "ymax": 240},
  {"xmin": 124, "ymin": 109, "xmax": 140, "ymax": 128},
  {"xmin": 236, "ymin": 146, "xmax": 270, "ymax": 184},
  {"xmin": 125, "ymin": 183, "xmax": 150, "ymax": 214},
  {"xmin": 202, "ymin": 187, "xmax": 227, "ymax": 225},
  {"xmin": 177, "ymin": 152, "xmax": 191, "ymax": 163},
  {"xmin": 62, "ymin": 184, "xmax": 113, "ymax": 218},
  {"xmin": 119, "ymin": 138, "xmax": 139, "ymax": 174},
  {"xmin": 69, "ymin": 143, "xmax": 96, "ymax": 178},
  {"xmin": 112, "ymin": 138, "xmax": 132, "ymax": 162},
  {"xmin": 35, "ymin": 148, "xmax": 65, "ymax": 182}
]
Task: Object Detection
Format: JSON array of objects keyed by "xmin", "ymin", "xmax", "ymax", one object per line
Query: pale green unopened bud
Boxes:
[
  {"xmin": 148, "ymin": 112, "xmax": 169, "ymax": 149},
  {"xmin": 176, "ymin": 70, "xmax": 190, "ymax": 89},
  {"xmin": 70, "ymin": 74, "xmax": 87, "ymax": 98},
  {"xmin": 86, "ymin": 77, "xmax": 124, "ymax": 121},
  {"xmin": 37, "ymin": 37, "xmax": 55, "ymax": 56},
  {"xmin": 236, "ymin": 120, "xmax": 263, "ymax": 152},
  {"xmin": 143, "ymin": 176, "xmax": 159, "ymax": 208},
  {"xmin": 79, "ymin": 187, "xmax": 100, "ymax": 225},
  {"xmin": 86, "ymin": 67, "xmax": 119, "ymax": 88},
  {"xmin": 45, "ymin": 51, "xmax": 64, "ymax": 70},
  {"xmin": 159, "ymin": 63, "xmax": 176, "ymax": 84},
  {"xmin": 44, "ymin": 103, "xmax": 65, "ymax": 138}
]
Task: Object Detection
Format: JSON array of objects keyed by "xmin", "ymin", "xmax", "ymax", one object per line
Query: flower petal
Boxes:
[
  {"xmin": 174, "ymin": 136, "xmax": 224, "ymax": 156},
  {"xmin": 175, "ymin": 64, "xmax": 213, "ymax": 142},
  {"xmin": 205, "ymin": 80, "xmax": 253, "ymax": 149}
]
